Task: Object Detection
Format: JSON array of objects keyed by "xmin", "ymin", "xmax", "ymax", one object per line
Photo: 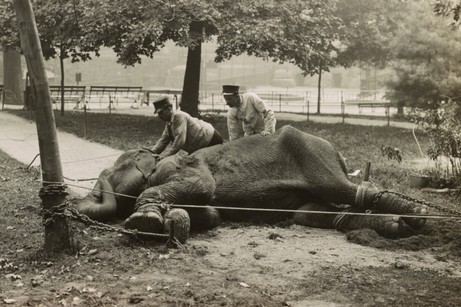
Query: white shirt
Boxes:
[{"xmin": 227, "ymin": 92, "xmax": 276, "ymax": 140}]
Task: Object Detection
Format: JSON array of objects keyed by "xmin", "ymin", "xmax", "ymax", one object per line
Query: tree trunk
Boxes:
[
  {"xmin": 180, "ymin": 21, "xmax": 203, "ymax": 117},
  {"xmin": 3, "ymin": 49, "xmax": 23, "ymax": 105},
  {"xmin": 14, "ymin": 0, "xmax": 75, "ymax": 254},
  {"xmin": 317, "ymin": 63, "xmax": 322, "ymax": 114}
]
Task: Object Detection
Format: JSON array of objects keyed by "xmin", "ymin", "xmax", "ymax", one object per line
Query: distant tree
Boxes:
[
  {"xmin": 0, "ymin": 0, "xmax": 98, "ymax": 112},
  {"xmin": 333, "ymin": 0, "xmax": 405, "ymax": 69},
  {"xmin": 77, "ymin": 0, "xmax": 341, "ymax": 117},
  {"xmin": 34, "ymin": 0, "xmax": 99, "ymax": 115},
  {"xmin": 386, "ymin": 0, "xmax": 461, "ymax": 111},
  {"xmin": 0, "ymin": 0, "xmax": 23, "ymax": 105}
]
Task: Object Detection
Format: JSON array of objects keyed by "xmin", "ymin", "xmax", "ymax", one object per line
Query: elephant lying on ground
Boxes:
[{"xmin": 74, "ymin": 125, "xmax": 427, "ymax": 243}]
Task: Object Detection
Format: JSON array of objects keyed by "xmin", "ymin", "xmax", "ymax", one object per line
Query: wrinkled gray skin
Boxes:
[{"xmin": 74, "ymin": 126, "xmax": 427, "ymax": 243}]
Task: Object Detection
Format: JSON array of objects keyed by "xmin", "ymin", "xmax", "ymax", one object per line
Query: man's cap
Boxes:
[
  {"xmin": 222, "ymin": 85, "xmax": 239, "ymax": 95},
  {"xmin": 153, "ymin": 97, "xmax": 172, "ymax": 113}
]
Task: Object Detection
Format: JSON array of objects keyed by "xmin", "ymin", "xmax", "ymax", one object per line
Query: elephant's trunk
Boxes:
[{"xmin": 74, "ymin": 177, "xmax": 118, "ymax": 222}]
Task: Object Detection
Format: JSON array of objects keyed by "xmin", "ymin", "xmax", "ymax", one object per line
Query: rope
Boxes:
[{"xmin": 41, "ymin": 180, "xmax": 461, "ymax": 220}]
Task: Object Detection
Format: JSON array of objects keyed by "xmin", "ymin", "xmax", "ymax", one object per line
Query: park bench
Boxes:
[
  {"xmin": 86, "ymin": 86, "xmax": 144, "ymax": 109},
  {"xmin": 144, "ymin": 89, "xmax": 182, "ymax": 108},
  {"xmin": 49, "ymin": 85, "xmax": 86, "ymax": 109},
  {"xmin": 346, "ymin": 100, "xmax": 391, "ymax": 114}
]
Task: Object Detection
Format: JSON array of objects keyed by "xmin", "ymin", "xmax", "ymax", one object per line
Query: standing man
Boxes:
[
  {"xmin": 222, "ymin": 85, "xmax": 276, "ymax": 141},
  {"xmin": 149, "ymin": 97, "xmax": 223, "ymax": 160}
]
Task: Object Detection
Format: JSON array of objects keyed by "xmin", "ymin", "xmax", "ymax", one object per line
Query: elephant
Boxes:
[{"xmin": 73, "ymin": 125, "xmax": 427, "ymax": 243}]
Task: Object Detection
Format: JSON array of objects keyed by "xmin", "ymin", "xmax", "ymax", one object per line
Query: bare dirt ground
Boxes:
[{"xmin": 1, "ymin": 150, "xmax": 461, "ymax": 306}]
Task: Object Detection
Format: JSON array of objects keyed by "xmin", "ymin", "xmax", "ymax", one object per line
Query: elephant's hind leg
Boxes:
[
  {"xmin": 355, "ymin": 182, "xmax": 428, "ymax": 230},
  {"xmin": 293, "ymin": 202, "xmax": 406, "ymax": 238}
]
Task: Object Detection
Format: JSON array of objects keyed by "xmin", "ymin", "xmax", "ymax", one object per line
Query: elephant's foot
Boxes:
[
  {"xmin": 124, "ymin": 203, "xmax": 164, "ymax": 234},
  {"xmin": 293, "ymin": 203, "xmax": 340, "ymax": 229},
  {"xmin": 124, "ymin": 204, "xmax": 191, "ymax": 244},
  {"xmin": 335, "ymin": 213, "xmax": 407, "ymax": 239},
  {"xmin": 163, "ymin": 208, "xmax": 191, "ymax": 244},
  {"xmin": 376, "ymin": 192, "xmax": 427, "ymax": 230},
  {"xmin": 355, "ymin": 182, "xmax": 428, "ymax": 230}
]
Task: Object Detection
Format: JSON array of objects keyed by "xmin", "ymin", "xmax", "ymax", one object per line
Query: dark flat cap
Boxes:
[
  {"xmin": 222, "ymin": 85, "xmax": 240, "ymax": 95},
  {"xmin": 153, "ymin": 97, "xmax": 172, "ymax": 113}
]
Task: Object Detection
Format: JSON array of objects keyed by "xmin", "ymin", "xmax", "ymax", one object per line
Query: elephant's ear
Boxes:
[{"xmin": 134, "ymin": 151, "xmax": 158, "ymax": 179}]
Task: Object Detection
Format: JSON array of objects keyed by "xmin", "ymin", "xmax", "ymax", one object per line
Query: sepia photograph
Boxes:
[{"xmin": 0, "ymin": 0, "xmax": 460, "ymax": 306}]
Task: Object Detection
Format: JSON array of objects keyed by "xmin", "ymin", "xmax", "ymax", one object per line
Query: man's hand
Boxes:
[{"xmin": 260, "ymin": 131, "xmax": 271, "ymax": 136}]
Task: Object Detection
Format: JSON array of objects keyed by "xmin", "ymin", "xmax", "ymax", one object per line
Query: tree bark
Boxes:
[
  {"xmin": 180, "ymin": 21, "xmax": 203, "ymax": 117},
  {"xmin": 14, "ymin": 0, "xmax": 75, "ymax": 254},
  {"xmin": 3, "ymin": 49, "xmax": 23, "ymax": 105}
]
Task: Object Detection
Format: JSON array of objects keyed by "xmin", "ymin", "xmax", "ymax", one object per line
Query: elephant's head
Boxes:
[{"xmin": 72, "ymin": 149, "xmax": 160, "ymax": 221}]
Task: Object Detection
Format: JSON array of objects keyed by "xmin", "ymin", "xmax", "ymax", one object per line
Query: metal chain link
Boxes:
[
  {"xmin": 373, "ymin": 190, "xmax": 461, "ymax": 216},
  {"xmin": 39, "ymin": 183, "xmax": 69, "ymax": 198},
  {"xmin": 41, "ymin": 201, "xmax": 170, "ymax": 240}
]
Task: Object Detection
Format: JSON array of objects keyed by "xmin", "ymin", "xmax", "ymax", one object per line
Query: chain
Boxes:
[
  {"xmin": 373, "ymin": 190, "xmax": 461, "ymax": 216},
  {"xmin": 41, "ymin": 201, "xmax": 171, "ymax": 241},
  {"xmin": 39, "ymin": 183, "xmax": 69, "ymax": 198}
]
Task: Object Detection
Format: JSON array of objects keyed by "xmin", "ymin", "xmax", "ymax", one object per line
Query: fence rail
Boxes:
[{"xmin": 3, "ymin": 86, "xmax": 400, "ymax": 119}]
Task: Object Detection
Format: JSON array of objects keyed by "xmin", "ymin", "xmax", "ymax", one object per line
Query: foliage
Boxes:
[
  {"xmin": 434, "ymin": 0, "xmax": 461, "ymax": 29},
  {"xmin": 214, "ymin": 0, "xmax": 341, "ymax": 76},
  {"xmin": 33, "ymin": 0, "xmax": 98, "ymax": 63},
  {"xmin": 333, "ymin": 0, "xmax": 405, "ymax": 69},
  {"xmin": 385, "ymin": 0, "xmax": 461, "ymax": 109},
  {"xmin": 0, "ymin": 0, "xmax": 18, "ymax": 51},
  {"xmin": 410, "ymin": 99, "xmax": 461, "ymax": 180}
]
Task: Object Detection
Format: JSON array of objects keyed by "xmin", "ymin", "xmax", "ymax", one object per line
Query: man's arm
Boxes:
[
  {"xmin": 150, "ymin": 126, "xmax": 170, "ymax": 154},
  {"xmin": 251, "ymin": 94, "xmax": 276, "ymax": 135},
  {"xmin": 158, "ymin": 114, "xmax": 187, "ymax": 159},
  {"xmin": 227, "ymin": 108, "xmax": 241, "ymax": 140}
]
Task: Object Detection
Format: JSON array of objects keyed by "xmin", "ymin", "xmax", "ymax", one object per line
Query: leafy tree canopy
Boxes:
[{"xmin": 386, "ymin": 0, "xmax": 461, "ymax": 108}]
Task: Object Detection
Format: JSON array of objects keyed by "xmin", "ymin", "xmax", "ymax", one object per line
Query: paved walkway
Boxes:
[
  {"xmin": 0, "ymin": 108, "xmax": 416, "ymax": 197},
  {"xmin": 0, "ymin": 111, "xmax": 122, "ymax": 197}
]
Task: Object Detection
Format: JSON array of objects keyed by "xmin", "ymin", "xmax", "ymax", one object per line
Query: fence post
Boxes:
[
  {"xmin": 83, "ymin": 104, "xmax": 87, "ymax": 139},
  {"xmin": 279, "ymin": 94, "xmax": 282, "ymax": 112},
  {"xmin": 306, "ymin": 91, "xmax": 310, "ymax": 123},
  {"xmin": 386, "ymin": 104, "xmax": 390, "ymax": 127},
  {"xmin": 212, "ymin": 93, "xmax": 214, "ymax": 112},
  {"xmin": 341, "ymin": 91, "xmax": 345, "ymax": 124}
]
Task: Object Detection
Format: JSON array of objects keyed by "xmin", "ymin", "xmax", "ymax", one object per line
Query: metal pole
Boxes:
[
  {"xmin": 341, "ymin": 91, "xmax": 345, "ymax": 124},
  {"xmin": 279, "ymin": 94, "xmax": 282, "ymax": 112},
  {"xmin": 364, "ymin": 162, "xmax": 371, "ymax": 181},
  {"xmin": 83, "ymin": 104, "xmax": 87, "ymax": 139}
]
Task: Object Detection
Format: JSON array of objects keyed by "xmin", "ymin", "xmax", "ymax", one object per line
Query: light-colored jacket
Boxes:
[
  {"xmin": 227, "ymin": 92, "xmax": 276, "ymax": 140},
  {"xmin": 151, "ymin": 110, "xmax": 215, "ymax": 158}
]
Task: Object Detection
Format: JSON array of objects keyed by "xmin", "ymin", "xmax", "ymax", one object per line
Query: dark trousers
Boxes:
[{"xmin": 208, "ymin": 129, "xmax": 224, "ymax": 146}]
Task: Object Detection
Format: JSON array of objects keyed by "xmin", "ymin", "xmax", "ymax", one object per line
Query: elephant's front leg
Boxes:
[{"xmin": 124, "ymin": 178, "xmax": 219, "ymax": 243}]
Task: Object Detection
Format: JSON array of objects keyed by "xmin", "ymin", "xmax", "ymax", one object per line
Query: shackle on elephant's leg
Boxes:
[{"xmin": 355, "ymin": 181, "xmax": 380, "ymax": 209}]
